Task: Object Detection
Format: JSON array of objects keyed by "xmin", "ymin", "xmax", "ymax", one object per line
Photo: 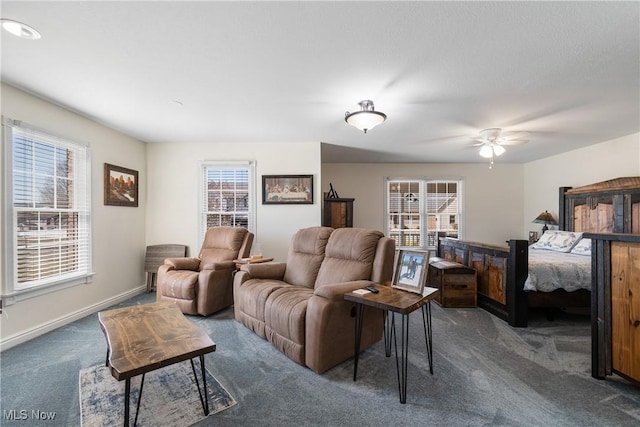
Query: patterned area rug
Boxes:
[{"xmin": 79, "ymin": 361, "xmax": 236, "ymax": 427}]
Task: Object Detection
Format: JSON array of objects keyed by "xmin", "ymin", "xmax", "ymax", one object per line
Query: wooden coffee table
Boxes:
[
  {"xmin": 98, "ymin": 301, "xmax": 216, "ymax": 427},
  {"xmin": 344, "ymin": 285, "xmax": 439, "ymax": 404}
]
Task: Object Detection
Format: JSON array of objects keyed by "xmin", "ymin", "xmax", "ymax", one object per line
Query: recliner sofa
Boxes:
[
  {"xmin": 233, "ymin": 226, "xmax": 395, "ymax": 373},
  {"xmin": 157, "ymin": 227, "xmax": 253, "ymax": 316}
]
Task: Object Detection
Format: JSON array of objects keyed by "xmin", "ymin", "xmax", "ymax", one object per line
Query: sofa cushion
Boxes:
[
  {"xmin": 264, "ymin": 287, "xmax": 315, "ymax": 366},
  {"xmin": 162, "ymin": 270, "xmax": 198, "ymax": 299},
  {"xmin": 235, "ymin": 278, "xmax": 293, "ymax": 322},
  {"xmin": 283, "ymin": 227, "xmax": 333, "ymax": 288},
  {"xmin": 315, "ymin": 228, "xmax": 382, "ymax": 287}
]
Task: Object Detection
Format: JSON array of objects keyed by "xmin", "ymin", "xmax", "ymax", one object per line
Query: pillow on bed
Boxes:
[
  {"xmin": 570, "ymin": 238, "xmax": 592, "ymax": 256},
  {"xmin": 531, "ymin": 230, "xmax": 583, "ymax": 252}
]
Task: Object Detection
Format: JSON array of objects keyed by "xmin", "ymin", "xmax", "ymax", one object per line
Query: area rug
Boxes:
[{"xmin": 79, "ymin": 361, "xmax": 236, "ymax": 427}]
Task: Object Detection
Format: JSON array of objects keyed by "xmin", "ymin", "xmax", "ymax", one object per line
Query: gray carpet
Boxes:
[{"xmin": 1, "ymin": 292, "xmax": 639, "ymax": 426}]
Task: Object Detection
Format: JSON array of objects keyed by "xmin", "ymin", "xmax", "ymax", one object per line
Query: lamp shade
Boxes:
[
  {"xmin": 532, "ymin": 210, "xmax": 557, "ymax": 225},
  {"xmin": 345, "ymin": 100, "xmax": 386, "ymax": 133},
  {"xmin": 479, "ymin": 145, "xmax": 493, "ymax": 158},
  {"xmin": 492, "ymin": 144, "xmax": 505, "ymax": 156}
]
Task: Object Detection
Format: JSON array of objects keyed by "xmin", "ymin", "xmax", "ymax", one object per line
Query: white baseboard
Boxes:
[{"xmin": 0, "ymin": 286, "xmax": 147, "ymax": 352}]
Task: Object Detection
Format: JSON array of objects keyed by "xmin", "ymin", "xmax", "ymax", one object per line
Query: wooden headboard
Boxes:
[{"xmin": 559, "ymin": 176, "xmax": 640, "ymax": 234}]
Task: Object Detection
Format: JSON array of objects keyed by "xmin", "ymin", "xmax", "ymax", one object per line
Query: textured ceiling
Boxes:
[{"xmin": 1, "ymin": 1, "xmax": 639, "ymax": 164}]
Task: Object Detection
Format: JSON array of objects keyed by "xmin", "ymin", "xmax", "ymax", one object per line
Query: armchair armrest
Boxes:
[
  {"xmin": 164, "ymin": 257, "xmax": 200, "ymax": 271},
  {"xmin": 313, "ymin": 280, "xmax": 374, "ymax": 302},
  {"xmin": 201, "ymin": 260, "xmax": 235, "ymax": 270},
  {"xmin": 241, "ymin": 262, "xmax": 286, "ymax": 280}
]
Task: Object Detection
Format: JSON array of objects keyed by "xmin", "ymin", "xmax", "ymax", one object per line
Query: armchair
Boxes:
[{"xmin": 157, "ymin": 227, "xmax": 253, "ymax": 316}]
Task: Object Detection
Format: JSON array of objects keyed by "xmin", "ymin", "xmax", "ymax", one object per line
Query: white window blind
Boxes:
[
  {"xmin": 386, "ymin": 178, "xmax": 462, "ymax": 250},
  {"xmin": 199, "ymin": 161, "xmax": 255, "ymax": 245},
  {"xmin": 3, "ymin": 118, "xmax": 92, "ymax": 296}
]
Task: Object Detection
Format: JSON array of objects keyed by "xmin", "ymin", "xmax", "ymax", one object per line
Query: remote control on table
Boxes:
[{"xmin": 366, "ymin": 285, "xmax": 379, "ymax": 293}]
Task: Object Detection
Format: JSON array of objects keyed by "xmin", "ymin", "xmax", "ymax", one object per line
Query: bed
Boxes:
[
  {"xmin": 437, "ymin": 176, "xmax": 640, "ymax": 327},
  {"xmin": 525, "ymin": 245, "xmax": 591, "ymax": 293}
]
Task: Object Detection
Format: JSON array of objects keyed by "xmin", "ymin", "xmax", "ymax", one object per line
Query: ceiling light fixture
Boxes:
[
  {"xmin": 345, "ymin": 100, "xmax": 386, "ymax": 133},
  {"xmin": 0, "ymin": 19, "xmax": 41, "ymax": 40},
  {"xmin": 479, "ymin": 142, "xmax": 505, "ymax": 168}
]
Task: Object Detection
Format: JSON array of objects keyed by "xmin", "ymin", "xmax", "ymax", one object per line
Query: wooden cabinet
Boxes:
[
  {"xmin": 589, "ymin": 233, "xmax": 640, "ymax": 384},
  {"xmin": 427, "ymin": 259, "xmax": 477, "ymax": 307},
  {"xmin": 323, "ymin": 197, "xmax": 354, "ymax": 228}
]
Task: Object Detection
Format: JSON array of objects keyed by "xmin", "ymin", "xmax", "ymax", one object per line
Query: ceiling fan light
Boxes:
[
  {"xmin": 1, "ymin": 19, "xmax": 41, "ymax": 39},
  {"xmin": 493, "ymin": 144, "xmax": 506, "ymax": 156},
  {"xmin": 479, "ymin": 145, "xmax": 493, "ymax": 158},
  {"xmin": 345, "ymin": 100, "xmax": 386, "ymax": 133}
]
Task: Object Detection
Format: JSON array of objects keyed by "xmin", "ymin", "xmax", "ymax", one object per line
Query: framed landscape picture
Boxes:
[
  {"xmin": 392, "ymin": 249, "xmax": 429, "ymax": 294},
  {"xmin": 262, "ymin": 175, "xmax": 313, "ymax": 204},
  {"xmin": 104, "ymin": 163, "xmax": 138, "ymax": 207}
]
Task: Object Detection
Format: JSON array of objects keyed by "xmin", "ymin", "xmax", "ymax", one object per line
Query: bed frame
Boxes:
[{"xmin": 437, "ymin": 177, "xmax": 640, "ymax": 327}]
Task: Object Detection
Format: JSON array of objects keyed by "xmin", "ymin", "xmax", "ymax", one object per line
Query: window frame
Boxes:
[
  {"xmin": 198, "ymin": 160, "xmax": 256, "ymax": 249},
  {"xmin": 385, "ymin": 177, "xmax": 463, "ymax": 250},
  {"xmin": 2, "ymin": 117, "xmax": 93, "ymax": 304}
]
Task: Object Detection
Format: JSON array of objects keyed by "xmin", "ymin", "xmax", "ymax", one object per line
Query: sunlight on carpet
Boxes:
[{"xmin": 79, "ymin": 361, "xmax": 236, "ymax": 427}]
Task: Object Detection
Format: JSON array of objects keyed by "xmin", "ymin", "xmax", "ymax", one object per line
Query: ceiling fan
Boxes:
[{"xmin": 472, "ymin": 128, "xmax": 529, "ymax": 168}]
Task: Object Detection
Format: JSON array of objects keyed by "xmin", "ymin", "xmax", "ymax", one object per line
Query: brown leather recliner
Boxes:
[
  {"xmin": 234, "ymin": 226, "xmax": 395, "ymax": 374},
  {"xmin": 157, "ymin": 227, "xmax": 253, "ymax": 316}
]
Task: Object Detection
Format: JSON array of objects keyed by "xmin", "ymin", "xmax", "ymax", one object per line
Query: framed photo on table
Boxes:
[
  {"xmin": 262, "ymin": 175, "xmax": 313, "ymax": 204},
  {"xmin": 392, "ymin": 249, "xmax": 429, "ymax": 294}
]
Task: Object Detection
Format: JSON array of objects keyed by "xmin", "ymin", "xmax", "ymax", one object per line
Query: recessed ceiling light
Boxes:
[{"xmin": 1, "ymin": 19, "xmax": 41, "ymax": 40}]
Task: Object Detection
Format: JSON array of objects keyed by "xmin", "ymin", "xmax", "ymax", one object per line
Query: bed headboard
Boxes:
[{"xmin": 559, "ymin": 176, "xmax": 640, "ymax": 234}]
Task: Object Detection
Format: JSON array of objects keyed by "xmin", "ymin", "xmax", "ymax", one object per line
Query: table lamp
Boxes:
[{"xmin": 533, "ymin": 210, "xmax": 558, "ymax": 234}]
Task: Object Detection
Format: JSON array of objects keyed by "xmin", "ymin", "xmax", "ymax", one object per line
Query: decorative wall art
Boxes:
[
  {"xmin": 262, "ymin": 175, "xmax": 313, "ymax": 205},
  {"xmin": 104, "ymin": 163, "xmax": 138, "ymax": 207}
]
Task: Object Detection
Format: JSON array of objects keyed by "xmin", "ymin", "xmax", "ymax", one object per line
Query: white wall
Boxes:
[
  {"xmin": 321, "ymin": 163, "xmax": 524, "ymax": 246},
  {"xmin": 523, "ymin": 132, "xmax": 640, "ymax": 236},
  {"xmin": 145, "ymin": 142, "xmax": 322, "ymax": 262},
  {"xmin": 0, "ymin": 84, "xmax": 147, "ymax": 348}
]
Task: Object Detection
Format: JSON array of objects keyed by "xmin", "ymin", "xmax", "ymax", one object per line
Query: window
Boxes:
[
  {"xmin": 199, "ymin": 161, "xmax": 255, "ymax": 245},
  {"xmin": 386, "ymin": 178, "xmax": 462, "ymax": 250},
  {"xmin": 3, "ymin": 118, "xmax": 92, "ymax": 300}
]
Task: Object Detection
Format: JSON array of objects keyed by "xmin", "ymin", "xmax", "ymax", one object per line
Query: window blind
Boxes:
[
  {"xmin": 200, "ymin": 161, "xmax": 255, "ymax": 245},
  {"xmin": 6, "ymin": 120, "xmax": 92, "ymax": 291},
  {"xmin": 386, "ymin": 178, "xmax": 462, "ymax": 249}
]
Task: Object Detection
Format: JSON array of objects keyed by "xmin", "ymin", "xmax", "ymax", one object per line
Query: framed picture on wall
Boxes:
[
  {"xmin": 391, "ymin": 249, "xmax": 429, "ymax": 294},
  {"xmin": 104, "ymin": 163, "xmax": 139, "ymax": 207},
  {"xmin": 262, "ymin": 175, "xmax": 313, "ymax": 204}
]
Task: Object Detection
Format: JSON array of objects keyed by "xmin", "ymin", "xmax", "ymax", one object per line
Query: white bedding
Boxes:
[{"xmin": 524, "ymin": 248, "xmax": 591, "ymax": 292}]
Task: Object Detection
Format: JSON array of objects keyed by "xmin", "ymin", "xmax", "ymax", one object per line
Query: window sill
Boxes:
[{"xmin": 1, "ymin": 273, "xmax": 95, "ymax": 306}]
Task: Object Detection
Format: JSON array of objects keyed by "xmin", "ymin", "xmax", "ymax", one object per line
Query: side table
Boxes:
[
  {"xmin": 344, "ymin": 285, "xmax": 439, "ymax": 404},
  {"xmin": 233, "ymin": 256, "xmax": 274, "ymax": 270},
  {"xmin": 98, "ymin": 302, "xmax": 216, "ymax": 426}
]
